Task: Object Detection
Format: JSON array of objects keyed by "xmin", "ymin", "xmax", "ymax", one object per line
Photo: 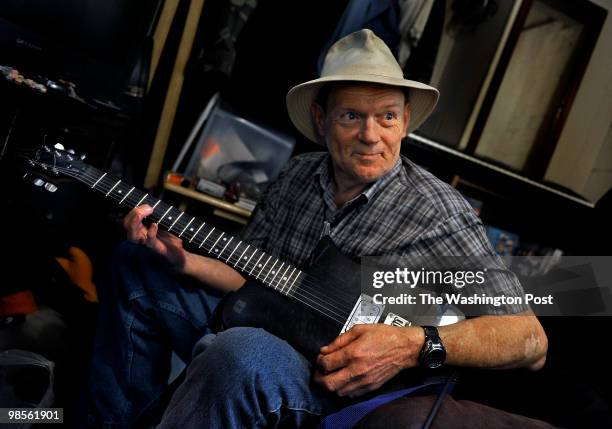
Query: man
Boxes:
[{"xmin": 87, "ymin": 29, "xmax": 547, "ymax": 428}]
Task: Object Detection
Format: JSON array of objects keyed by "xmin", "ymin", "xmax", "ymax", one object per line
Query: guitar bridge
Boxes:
[{"xmin": 340, "ymin": 294, "xmax": 385, "ymax": 333}]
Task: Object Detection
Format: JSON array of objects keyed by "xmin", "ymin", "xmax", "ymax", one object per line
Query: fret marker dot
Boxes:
[
  {"xmin": 190, "ymin": 228, "xmax": 194, "ymax": 231},
  {"xmin": 258, "ymin": 264, "xmax": 262, "ymax": 267},
  {"xmin": 283, "ymin": 277, "xmax": 287, "ymax": 280},
  {"xmin": 168, "ymin": 216, "xmax": 172, "ymax": 220},
  {"xmin": 243, "ymin": 256, "xmax": 247, "ymax": 259},
  {"xmin": 118, "ymin": 190, "xmax": 122, "ymax": 193},
  {"xmin": 272, "ymin": 271, "xmax": 276, "ymax": 274},
  {"xmin": 215, "ymin": 249, "xmax": 219, "ymax": 252},
  {"xmin": 223, "ymin": 237, "xmax": 227, "ymax": 241}
]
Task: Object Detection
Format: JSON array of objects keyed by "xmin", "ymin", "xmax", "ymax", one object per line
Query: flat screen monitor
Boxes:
[{"xmin": 185, "ymin": 105, "xmax": 296, "ymax": 200}]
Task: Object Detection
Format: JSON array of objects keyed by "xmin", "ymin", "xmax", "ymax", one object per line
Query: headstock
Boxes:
[{"xmin": 20, "ymin": 143, "xmax": 89, "ymax": 192}]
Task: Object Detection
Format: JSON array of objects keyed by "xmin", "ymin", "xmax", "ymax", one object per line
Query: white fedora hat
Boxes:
[{"xmin": 286, "ymin": 29, "xmax": 439, "ymax": 145}]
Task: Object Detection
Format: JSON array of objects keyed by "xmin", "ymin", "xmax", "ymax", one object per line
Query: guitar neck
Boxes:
[{"xmin": 81, "ymin": 165, "xmax": 304, "ymax": 297}]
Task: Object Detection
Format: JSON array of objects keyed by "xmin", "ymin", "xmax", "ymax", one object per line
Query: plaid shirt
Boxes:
[{"xmin": 241, "ymin": 152, "xmax": 528, "ymax": 314}]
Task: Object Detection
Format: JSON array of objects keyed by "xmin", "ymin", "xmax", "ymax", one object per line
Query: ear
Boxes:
[
  {"xmin": 402, "ymin": 103, "xmax": 411, "ymax": 136},
  {"xmin": 311, "ymin": 102, "xmax": 326, "ymax": 138}
]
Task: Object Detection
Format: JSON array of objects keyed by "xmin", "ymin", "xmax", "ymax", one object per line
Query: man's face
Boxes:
[{"xmin": 313, "ymin": 84, "xmax": 410, "ymax": 186}]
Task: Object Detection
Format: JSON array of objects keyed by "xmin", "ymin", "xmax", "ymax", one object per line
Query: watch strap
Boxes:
[{"xmin": 422, "ymin": 325, "xmax": 439, "ymax": 338}]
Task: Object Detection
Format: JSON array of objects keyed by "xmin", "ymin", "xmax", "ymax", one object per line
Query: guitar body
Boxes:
[{"xmin": 214, "ymin": 236, "xmax": 361, "ymax": 361}]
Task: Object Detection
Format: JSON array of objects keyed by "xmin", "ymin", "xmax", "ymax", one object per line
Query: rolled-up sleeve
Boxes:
[{"xmin": 401, "ymin": 211, "xmax": 529, "ymax": 315}]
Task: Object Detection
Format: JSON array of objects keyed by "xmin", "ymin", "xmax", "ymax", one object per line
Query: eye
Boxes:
[
  {"xmin": 384, "ymin": 112, "xmax": 396, "ymax": 121},
  {"xmin": 342, "ymin": 111, "xmax": 358, "ymax": 121}
]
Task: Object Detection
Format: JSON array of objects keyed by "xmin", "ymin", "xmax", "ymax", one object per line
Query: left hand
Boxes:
[{"xmin": 314, "ymin": 324, "xmax": 425, "ymax": 398}]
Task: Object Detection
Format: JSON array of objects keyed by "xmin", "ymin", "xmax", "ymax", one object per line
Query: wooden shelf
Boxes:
[{"xmin": 163, "ymin": 181, "xmax": 252, "ymax": 220}]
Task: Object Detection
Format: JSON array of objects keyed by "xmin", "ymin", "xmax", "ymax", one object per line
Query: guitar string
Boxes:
[
  {"xmin": 75, "ymin": 167, "xmax": 362, "ymax": 310},
  {"xmin": 82, "ymin": 168, "xmax": 364, "ymax": 313},
  {"xmin": 50, "ymin": 166, "xmax": 359, "ymax": 325}
]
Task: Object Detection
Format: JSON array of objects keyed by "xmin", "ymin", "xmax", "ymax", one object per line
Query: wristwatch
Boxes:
[{"xmin": 419, "ymin": 326, "xmax": 446, "ymax": 369}]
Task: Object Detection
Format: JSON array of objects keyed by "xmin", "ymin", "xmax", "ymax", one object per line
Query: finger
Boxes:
[
  {"xmin": 124, "ymin": 206, "xmax": 153, "ymax": 242},
  {"xmin": 125, "ymin": 204, "xmax": 152, "ymax": 226},
  {"xmin": 317, "ymin": 348, "xmax": 350, "ymax": 373},
  {"xmin": 338, "ymin": 379, "xmax": 381, "ymax": 398},
  {"xmin": 340, "ymin": 364, "xmax": 397, "ymax": 398},
  {"xmin": 314, "ymin": 367, "xmax": 362, "ymax": 393},
  {"xmin": 157, "ymin": 229, "xmax": 183, "ymax": 247},
  {"xmin": 320, "ymin": 327, "xmax": 360, "ymax": 354},
  {"xmin": 146, "ymin": 223, "xmax": 165, "ymax": 254}
]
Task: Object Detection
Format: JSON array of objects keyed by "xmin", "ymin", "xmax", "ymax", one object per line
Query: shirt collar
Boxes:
[{"xmin": 313, "ymin": 154, "xmax": 403, "ymax": 211}]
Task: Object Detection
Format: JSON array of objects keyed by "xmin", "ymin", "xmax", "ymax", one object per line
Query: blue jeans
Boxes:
[
  {"xmin": 157, "ymin": 328, "xmax": 338, "ymax": 428},
  {"xmin": 86, "ymin": 242, "xmax": 338, "ymax": 428},
  {"xmin": 86, "ymin": 242, "xmax": 222, "ymax": 428}
]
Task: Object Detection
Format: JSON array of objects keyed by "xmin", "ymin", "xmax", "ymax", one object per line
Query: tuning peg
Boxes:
[
  {"xmin": 23, "ymin": 172, "xmax": 45, "ymax": 187},
  {"xmin": 67, "ymin": 149, "xmax": 75, "ymax": 155},
  {"xmin": 54, "ymin": 143, "xmax": 65, "ymax": 150},
  {"xmin": 79, "ymin": 153, "xmax": 87, "ymax": 160},
  {"xmin": 44, "ymin": 182, "xmax": 58, "ymax": 193}
]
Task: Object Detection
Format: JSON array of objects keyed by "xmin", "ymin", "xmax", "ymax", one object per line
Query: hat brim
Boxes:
[{"xmin": 286, "ymin": 74, "xmax": 440, "ymax": 145}]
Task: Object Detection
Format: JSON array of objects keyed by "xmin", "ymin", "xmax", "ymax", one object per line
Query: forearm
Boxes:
[
  {"xmin": 181, "ymin": 251, "xmax": 246, "ymax": 293},
  {"xmin": 438, "ymin": 312, "xmax": 548, "ymax": 371}
]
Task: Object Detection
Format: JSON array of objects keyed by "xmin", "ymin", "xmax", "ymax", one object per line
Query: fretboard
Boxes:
[{"xmin": 83, "ymin": 166, "xmax": 304, "ymax": 297}]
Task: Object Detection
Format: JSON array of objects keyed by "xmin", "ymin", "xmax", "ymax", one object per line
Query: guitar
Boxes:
[{"xmin": 23, "ymin": 145, "xmax": 462, "ymax": 361}]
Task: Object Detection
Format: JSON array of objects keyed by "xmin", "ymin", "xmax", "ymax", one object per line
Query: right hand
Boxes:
[{"xmin": 123, "ymin": 205, "xmax": 187, "ymax": 270}]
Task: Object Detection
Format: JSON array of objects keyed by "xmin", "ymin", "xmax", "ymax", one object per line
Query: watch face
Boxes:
[
  {"xmin": 422, "ymin": 338, "xmax": 446, "ymax": 369},
  {"xmin": 425, "ymin": 348, "xmax": 445, "ymax": 368}
]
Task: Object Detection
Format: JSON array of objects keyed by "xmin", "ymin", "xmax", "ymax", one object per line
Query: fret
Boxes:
[
  {"xmin": 263, "ymin": 259, "xmax": 279, "ymax": 284},
  {"xmin": 106, "ymin": 180, "xmax": 121, "ymax": 197},
  {"xmin": 278, "ymin": 265, "xmax": 292, "ymax": 293},
  {"xmin": 92, "ymin": 172, "xmax": 107, "ymax": 189},
  {"xmin": 250, "ymin": 252, "xmax": 265, "ymax": 276},
  {"xmin": 151, "ymin": 200, "xmax": 161, "ymax": 210},
  {"xmin": 191, "ymin": 221, "xmax": 206, "ymax": 243},
  {"xmin": 209, "ymin": 231, "xmax": 224, "ymax": 253},
  {"xmin": 226, "ymin": 240, "xmax": 241, "ymax": 264},
  {"xmin": 280, "ymin": 267, "xmax": 297, "ymax": 294},
  {"xmin": 119, "ymin": 187, "xmax": 135, "ymax": 205},
  {"xmin": 168, "ymin": 211, "xmax": 184, "ymax": 232},
  {"xmin": 135, "ymin": 193, "xmax": 148, "ymax": 207},
  {"xmin": 256, "ymin": 256, "xmax": 273, "ymax": 280},
  {"xmin": 244, "ymin": 248, "xmax": 256, "ymax": 272},
  {"xmin": 219, "ymin": 236, "xmax": 234, "ymax": 258},
  {"xmin": 286, "ymin": 271, "xmax": 302, "ymax": 295},
  {"xmin": 179, "ymin": 217, "xmax": 195, "ymax": 237},
  {"xmin": 236, "ymin": 245, "xmax": 250, "ymax": 269},
  {"xmin": 165, "ymin": 209, "xmax": 177, "ymax": 223},
  {"xmin": 199, "ymin": 226, "xmax": 214, "ymax": 248},
  {"xmin": 159, "ymin": 206, "xmax": 173, "ymax": 223},
  {"xmin": 270, "ymin": 262, "xmax": 285, "ymax": 289}
]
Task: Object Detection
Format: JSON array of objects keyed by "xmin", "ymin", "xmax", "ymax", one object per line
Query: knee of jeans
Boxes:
[{"xmin": 201, "ymin": 327, "xmax": 301, "ymax": 379}]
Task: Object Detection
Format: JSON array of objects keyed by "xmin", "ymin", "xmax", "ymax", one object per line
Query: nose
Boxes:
[{"xmin": 358, "ymin": 117, "xmax": 380, "ymax": 145}]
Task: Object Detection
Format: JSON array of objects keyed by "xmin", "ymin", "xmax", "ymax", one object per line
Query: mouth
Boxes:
[{"xmin": 354, "ymin": 153, "xmax": 382, "ymax": 161}]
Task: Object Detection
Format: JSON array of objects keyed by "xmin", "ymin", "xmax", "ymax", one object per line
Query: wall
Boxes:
[{"xmin": 544, "ymin": 0, "xmax": 612, "ymax": 203}]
